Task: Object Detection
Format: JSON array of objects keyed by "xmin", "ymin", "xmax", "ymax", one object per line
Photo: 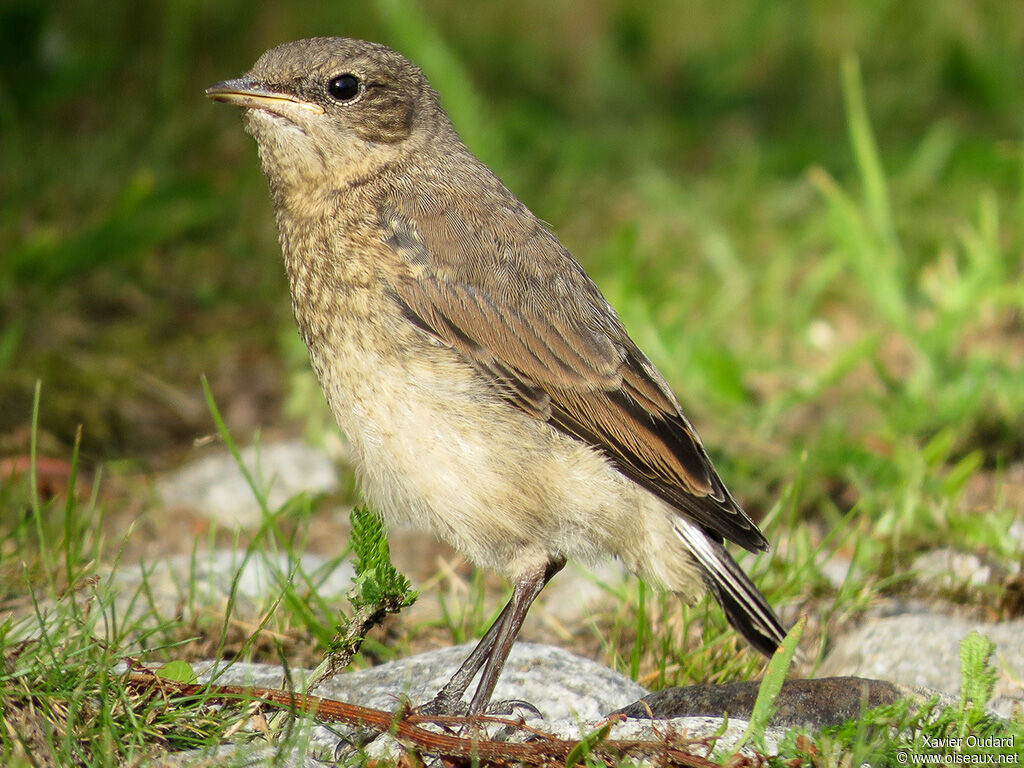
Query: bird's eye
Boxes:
[{"xmin": 327, "ymin": 74, "xmax": 361, "ymax": 102}]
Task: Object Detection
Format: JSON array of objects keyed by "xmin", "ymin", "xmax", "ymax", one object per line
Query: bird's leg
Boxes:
[
  {"xmin": 419, "ymin": 598, "xmax": 513, "ymax": 714},
  {"xmin": 467, "ymin": 556, "xmax": 565, "ymax": 715},
  {"xmin": 420, "ymin": 556, "xmax": 565, "ymax": 716}
]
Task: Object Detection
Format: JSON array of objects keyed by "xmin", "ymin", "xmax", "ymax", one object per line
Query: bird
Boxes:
[{"xmin": 206, "ymin": 37, "xmax": 786, "ymax": 716}]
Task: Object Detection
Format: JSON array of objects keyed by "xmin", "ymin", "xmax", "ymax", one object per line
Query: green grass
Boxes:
[
  {"xmin": 2, "ymin": 0, "xmax": 1024, "ymax": 764},
  {"xmin": 0, "ymin": 390, "xmax": 392, "ymax": 765}
]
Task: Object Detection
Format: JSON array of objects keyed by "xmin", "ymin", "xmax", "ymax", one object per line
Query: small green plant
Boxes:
[
  {"xmin": 298, "ymin": 505, "xmax": 417, "ymax": 693},
  {"xmin": 957, "ymin": 632, "xmax": 999, "ymax": 733},
  {"xmin": 349, "ymin": 506, "xmax": 416, "ymax": 612}
]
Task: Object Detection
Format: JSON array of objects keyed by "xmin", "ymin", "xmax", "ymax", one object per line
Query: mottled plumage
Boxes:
[{"xmin": 208, "ymin": 37, "xmax": 786, "ymax": 715}]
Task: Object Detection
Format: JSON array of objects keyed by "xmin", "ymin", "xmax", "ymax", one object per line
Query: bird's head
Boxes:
[{"xmin": 207, "ymin": 37, "xmax": 446, "ymax": 197}]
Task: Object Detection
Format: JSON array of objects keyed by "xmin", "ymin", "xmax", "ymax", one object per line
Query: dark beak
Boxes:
[{"xmin": 205, "ymin": 77, "xmax": 324, "ymax": 115}]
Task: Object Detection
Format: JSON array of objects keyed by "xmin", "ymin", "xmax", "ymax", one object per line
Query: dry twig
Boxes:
[{"xmin": 124, "ymin": 670, "xmax": 719, "ymax": 767}]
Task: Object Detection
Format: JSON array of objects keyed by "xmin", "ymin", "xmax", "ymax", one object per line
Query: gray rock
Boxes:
[
  {"xmin": 819, "ymin": 551, "xmax": 854, "ymax": 590},
  {"xmin": 150, "ymin": 715, "xmax": 782, "ymax": 766},
  {"xmin": 615, "ymin": 676, "xmax": 906, "ymax": 729},
  {"xmin": 110, "ymin": 550, "xmax": 354, "ymax": 622},
  {"xmin": 1010, "ymin": 521, "xmax": 1024, "ymax": 549},
  {"xmin": 157, "ymin": 440, "xmax": 340, "ymax": 528},
  {"xmin": 156, "ymin": 643, "xmax": 647, "ymax": 764},
  {"xmin": 152, "ymin": 643, "xmax": 787, "ymax": 766},
  {"xmin": 540, "ymin": 714, "xmax": 784, "ymax": 761},
  {"xmin": 203, "ymin": 641, "xmax": 647, "ymax": 722},
  {"xmin": 911, "ymin": 548, "xmax": 1009, "ymax": 590},
  {"xmin": 819, "ymin": 613, "xmax": 1024, "ymax": 717}
]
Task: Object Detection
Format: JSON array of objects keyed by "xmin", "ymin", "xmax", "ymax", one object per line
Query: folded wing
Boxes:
[{"xmin": 380, "ymin": 196, "xmax": 768, "ymax": 553}]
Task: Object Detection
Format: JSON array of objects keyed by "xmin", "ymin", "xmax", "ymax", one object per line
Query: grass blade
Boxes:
[{"xmin": 731, "ymin": 613, "xmax": 806, "ymax": 756}]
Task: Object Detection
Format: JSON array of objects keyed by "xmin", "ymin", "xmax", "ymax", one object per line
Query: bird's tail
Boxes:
[{"xmin": 673, "ymin": 522, "xmax": 787, "ymax": 657}]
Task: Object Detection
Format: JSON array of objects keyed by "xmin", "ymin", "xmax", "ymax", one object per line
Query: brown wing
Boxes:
[{"xmin": 379, "ymin": 195, "xmax": 768, "ymax": 552}]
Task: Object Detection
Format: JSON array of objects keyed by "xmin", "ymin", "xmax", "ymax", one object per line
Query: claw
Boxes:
[{"xmin": 485, "ymin": 698, "xmax": 544, "ymax": 719}]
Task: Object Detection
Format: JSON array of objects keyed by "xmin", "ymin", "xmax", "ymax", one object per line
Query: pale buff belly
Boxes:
[{"xmin": 311, "ymin": 339, "xmax": 703, "ymax": 599}]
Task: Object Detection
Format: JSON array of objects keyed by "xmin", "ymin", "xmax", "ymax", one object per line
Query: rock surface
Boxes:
[
  {"xmin": 200, "ymin": 641, "xmax": 647, "ymax": 723},
  {"xmin": 819, "ymin": 613, "xmax": 1024, "ymax": 717},
  {"xmin": 156, "ymin": 440, "xmax": 340, "ymax": 528},
  {"xmin": 616, "ymin": 676, "xmax": 911, "ymax": 729},
  {"xmin": 150, "ymin": 715, "xmax": 785, "ymax": 767},
  {"xmin": 911, "ymin": 547, "xmax": 1016, "ymax": 591},
  {"xmin": 109, "ymin": 549, "xmax": 354, "ymax": 621},
  {"xmin": 148, "ymin": 645, "xmax": 789, "ymax": 766}
]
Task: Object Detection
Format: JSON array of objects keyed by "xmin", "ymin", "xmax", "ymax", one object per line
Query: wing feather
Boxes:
[{"xmin": 381, "ymin": 199, "xmax": 768, "ymax": 552}]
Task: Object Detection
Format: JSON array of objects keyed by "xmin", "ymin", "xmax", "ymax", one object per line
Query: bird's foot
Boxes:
[
  {"xmin": 481, "ymin": 698, "xmax": 544, "ymax": 720},
  {"xmin": 415, "ymin": 694, "xmax": 544, "ymax": 721},
  {"xmin": 414, "ymin": 690, "xmax": 467, "ymax": 717},
  {"xmin": 332, "ymin": 697, "xmax": 415, "ymax": 761},
  {"xmin": 413, "ymin": 695, "xmax": 544, "ymax": 745}
]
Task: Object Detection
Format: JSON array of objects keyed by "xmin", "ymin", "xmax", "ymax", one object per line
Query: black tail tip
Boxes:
[{"xmin": 715, "ymin": 584, "xmax": 787, "ymax": 657}]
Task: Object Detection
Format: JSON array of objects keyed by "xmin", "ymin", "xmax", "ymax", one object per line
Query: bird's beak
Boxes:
[{"xmin": 205, "ymin": 77, "xmax": 325, "ymax": 115}]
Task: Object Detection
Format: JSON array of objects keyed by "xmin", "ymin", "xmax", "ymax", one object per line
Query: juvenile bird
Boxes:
[{"xmin": 207, "ymin": 37, "xmax": 786, "ymax": 715}]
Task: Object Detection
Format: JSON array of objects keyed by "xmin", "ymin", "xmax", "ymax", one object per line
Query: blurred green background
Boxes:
[{"xmin": 2, "ymin": 0, "xmax": 1022, "ymax": 542}]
